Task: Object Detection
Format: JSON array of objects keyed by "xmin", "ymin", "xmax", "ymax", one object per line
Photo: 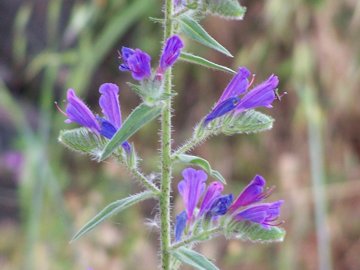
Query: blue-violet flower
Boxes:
[
  {"xmin": 64, "ymin": 83, "xmax": 130, "ymax": 152},
  {"xmin": 204, "ymin": 67, "xmax": 279, "ymax": 124},
  {"xmin": 158, "ymin": 35, "xmax": 184, "ymax": 74},
  {"xmin": 119, "ymin": 47, "xmax": 151, "ymax": 81}
]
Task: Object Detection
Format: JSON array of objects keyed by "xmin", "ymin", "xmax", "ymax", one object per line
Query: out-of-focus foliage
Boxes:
[{"xmin": 0, "ymin": 0, "xmax": 360, "ymax": 269}]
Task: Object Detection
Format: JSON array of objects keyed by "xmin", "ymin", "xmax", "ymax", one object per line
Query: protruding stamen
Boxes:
[
  {"xmin": 247, "ymin": 74, "xmax": 256, "ymax": 90},
  {"xmin": 276, "ymin": 89, "xmax": 287, "ymax": 101},
  {"xmin": 54, "ymin": 101, "xmax": 67, "ymax": 117}
]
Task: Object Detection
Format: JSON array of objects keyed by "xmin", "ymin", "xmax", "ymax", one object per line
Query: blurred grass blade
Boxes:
[
  {"xmin": 178, "ymin": 16, "xmax": 233, "ymax": 57},
  {"xmin": 180, "ymin": 52, "xmax": 236, "ymax": 74},
  {"xmin": 100, "ymin": 103, "xmax": 163, "ymax": 160},
  {"xmin": 71, "ymin": 191, "xmax": 154, "ymax": 242},
  {"xmin": 13, "ymin": 3, "xmax": 32, "ymax": 64},
  {"xmin": 176, "ymin": 154, "xmax": 226, "ymax": 184},
  {"xmin": 224, "ymin": 221, "xmax": 286, "ymax": 243},
  {"xmin": 172, "ymin": 247, "xmax": 219, "ymax": 270}
]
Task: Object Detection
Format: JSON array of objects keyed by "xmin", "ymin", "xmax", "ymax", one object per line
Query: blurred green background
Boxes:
[{"xmin": 1, "ymin": 0, "xmax": 359, "ymax": 269}]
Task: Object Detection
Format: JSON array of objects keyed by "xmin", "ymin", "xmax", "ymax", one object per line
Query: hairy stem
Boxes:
[
  {"xmin": 130, "ymin": 168, "xmax": 160, "ymax": 195},
  {"xmin": 160, "ymin": 0, "xmax": 174, "ymax": 269},
  {"xmin": 170, "ymin": 226, "xmax": 222, "ymax": 250}
]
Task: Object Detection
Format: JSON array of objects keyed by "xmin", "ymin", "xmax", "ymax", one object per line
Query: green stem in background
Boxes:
[{"xmin": 160, "ymin": 0, "xmax": 174, "ymax": 269}]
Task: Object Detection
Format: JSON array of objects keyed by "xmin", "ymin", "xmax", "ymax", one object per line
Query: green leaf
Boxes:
[
  {"xmin": 178, "ymin": 16, "xmax": 233, "ymax": 57},
  {"xmin": 99, "ymin": 103, "xmax": 163, "ymax": 160},
  {"xmin": 71, "ymin": 191, "xmax": 154, "ymax": 242},
  {"xmin": 180, "ymin": 52, "xmax": 236, "ymax": 74},
  {"xmin": 58, "ymin": 127, "xmax": 106, "ymax": 157},
  {"xmin": 206, "ymin": 0, "xmax": 247, "ymax": 20},
  {"xmin": 172, "ymin": 247, "xmax": 219, "ymax": 270},
  {"xmin": 224, "ymin": 221, "xmax": 286, "ymax": 243},
  {"xmin": 176, "ymin": 154, "xmax": 226, "ymax": 184}
]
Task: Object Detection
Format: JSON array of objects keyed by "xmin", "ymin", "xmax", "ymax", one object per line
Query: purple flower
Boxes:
[
  {"xmin": 234, "ymin": 200, "xmax": 284, "ymax": 228},
  {"xmin": 159, "ymin": 35, "xmax": 184, "ymax": 73},
  {"xmin": 204, "ymin": 67, "xmax": 279, "ymax": 124},
  {"xmin": 65, "ymin": 89, "xmax": 101, "ymax": 133},
  {"xmin": 229, "ymin": 175, "xmax": 273, "ymax": 212},
  {"xmin": 119, "ymin": 47, "xmax": 151, "ymax": 81},
  {"xmin": 174, "ymin": 211, "xmax": 187, "ymax": 242},
  {"xmin": 178, "ymin": 168, "xmax": 207, "ymax": 221},
  {"xmin": 207, "ymin": 194, "xmax": 233, "ymax": 217},
  {"xmin": 198, "ymin": 181, "xmax": 224, "ymax": 216},
  {"xmin": 64, "ymin": 83, "xmax": 130, "ymax": 151}
]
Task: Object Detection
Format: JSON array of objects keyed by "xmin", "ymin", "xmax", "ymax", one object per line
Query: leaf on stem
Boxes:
[
  {"xmin": 206, "ymin": 0, "xmax": 247, "ymax": 20},
  {"xmin": 178, "ymin": 16, "xmax": 233, "ymax": 57},
  {"xmin": 176, "ymin": 154, "xmax": 226, "ymax": 184},
  {"xmin": 172, "ymin": 247, "xmax": 220, "ymax": 270},
  {"xmin": 71, "ymin": 191, "xmax": 154, "ymax": 242},
  {"xmin": 99, "ymin": 103, "xmax": 163, "ymax": 161},
  {"xmin": 180, "ymin": 52, "xmax": 236, "ymax": 74}
]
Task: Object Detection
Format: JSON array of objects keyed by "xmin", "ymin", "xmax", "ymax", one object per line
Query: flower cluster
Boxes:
[
  {"xmin": 174, "ymin": 168, "xmax": 283, "ymax": 241},
  {"xmin": 204, "ymin": 67, "xmax": 279, "ymax": 124},
  {"xmin": 119, "ymin": 35, "xmax": 184, "ymax": 81},
  {"xmin": 62, "ymin": 83, "xmax": 130, "ymax": 152}
]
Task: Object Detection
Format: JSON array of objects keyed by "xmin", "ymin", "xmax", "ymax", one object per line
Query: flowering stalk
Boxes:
[{"xmin": 160, "ymin": 0, "xmax": 175, "ymax": 269}]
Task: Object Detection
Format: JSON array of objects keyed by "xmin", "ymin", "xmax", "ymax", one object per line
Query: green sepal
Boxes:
[
  {"xmin": 172, "ymin": 247, "xmax": 220, "ymax": 270},
  {"xmin": 201, "ymin": 110, "xmax": 274, "ymax": 137},
  {"xmin": 180, "ymin": 52, "xmax": 236, "ymax": 74},
  {"xmin": 178, "ymin": 15, "xmax": 233, "ymax": 57},
  {"xmin": 99, "ymin": 103, "xmax": 163, "ymax": 161},
  {"xmin": 223, "ymin": 220, "xmax": 286, "ymax": 243},
  {"xmin": 175, "ymin": 154, "xmax": 226, "ymax": 184},
  {"xmin": 71, "ymin": 191, "xmax": 154, "ymax": 242},
  {"xmin": 58, "ymin": 127, "xmax": 108, "ymax": 157},
  {"xmin": 205, "ymin": 0, "xmax": 247, "ymax": 20}
]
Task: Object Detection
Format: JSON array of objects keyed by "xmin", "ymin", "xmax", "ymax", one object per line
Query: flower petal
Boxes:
[
  {"xmin": 159, "ymin": 35, "xmax": 184, "ymax": 72},
  {"xmin": 204, "ymin": 96, "xmax": 240, "ymax": 124},
  {"xmin": 178, "ymin": 168, "xmax": 207, "ymax": 220},
  {"xmin": 199, "ymin": 181, "xmax": 224, "ymax": 216},
  {"xmin": 65, "ymin": 89, "xmax": 100, "ymax": 133},
  {"xmin": 207, "ymin": 194, "xmax": 233, "ymax": 217},
  {"xmin": 229, "ymin": 175, "xmax": 267, "ymax": 212},
  {"xmin": 235, "ymin": 74, "xmax": 278, "ymax": 113},
  {"xmin": 174, "ymin": 210, "xmax": 187, "ymax": 242},
  {"xmin": 217, "ymin": 67, "xmax": 251, "ymax": 105},
  {"xmin": 99, "ymin": 83, "xmax": 122, "ymax": 129}
]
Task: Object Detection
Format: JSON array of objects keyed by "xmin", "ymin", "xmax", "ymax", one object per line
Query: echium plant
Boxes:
[{"xmin": 58, "ymin": 0, "xmax": 286, "ymax": 269}]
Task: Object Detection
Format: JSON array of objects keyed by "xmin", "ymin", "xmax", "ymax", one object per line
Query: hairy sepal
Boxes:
[{"xmin": 204, "ymin": 0, "xmax": 247, "ymax": 20}]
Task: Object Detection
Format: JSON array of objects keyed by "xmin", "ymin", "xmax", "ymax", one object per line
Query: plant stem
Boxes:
[
  {"xmin": 160, "ymin": 0, "xmax": 174, "ymax": 269},
  {"xmin": 130, "ymin": 168, "xmax": 160, "ymax": 195},
  {"xmin": 170, "ymin": 226, "xmax": 222, "ymax": 250}
]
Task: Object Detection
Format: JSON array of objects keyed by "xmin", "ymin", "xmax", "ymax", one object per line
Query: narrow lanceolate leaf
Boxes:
[
  {"xmin": 172, "ymin": 247, "xmax": 220, "ymax": 270},
  {"xmin": 180, "ymin": 52, "xmax": 236, "ymax": 74},
  {"xmin": 224, "ymin": 221, "xmax": 286, "ymax": 243},
  {"xmin": 178, "ymin": 16, "xmax": 233, "ymax": 57},
  {"xmin": 176, "ymin": 154, "xmax": 226, "ymax": 184},
  {"xmin": 206, "ymin": 0, "xmax": 247, "ymax": 20},
  {"xmin": 58, "ymin": 128, "xmax": 106, "ymax": 157},
  {"xmin": 99, "ymin": 103, "xmax": 163, "ymax": 160},
  {"xmin": 71, "ymin": 191, "xmax": 154, "ymax": 242}
]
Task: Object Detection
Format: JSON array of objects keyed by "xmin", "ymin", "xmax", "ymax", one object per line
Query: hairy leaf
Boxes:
[
  {"xmin": 180, "ymin": 52, "xmax": 236, "ymax": 74},
  {"xmin": 206, "ymin": 0, "xmax": 246, "ymax": 20},
  {"xmin": 71, "ymin": 191, "xmax": 154, "ymax": 242},
  {"xmin": 178, "ymin": 16, "xmax": 233, "ymax": 57},
  {"xmin": 99, "ymin": 103, "xmax": 163, "ymax": 160},
  {"xmin": 172, "ymin": 247, "xmax": 219, "ymax": 270},
  {"xmin": 176, "ymin": 154, "xmax": 226, "ymax": 184}
]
